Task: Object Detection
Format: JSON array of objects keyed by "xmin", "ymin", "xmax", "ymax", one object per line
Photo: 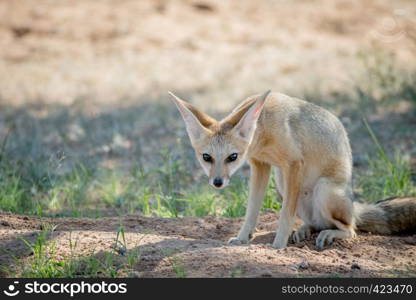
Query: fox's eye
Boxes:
[
  {"xmin": 226, "ymin": 153, "xmax": 238, "ymax": 163},
  {"xmin": 202, "ymin": 153, "xmax": 212, "ymax": 162}
]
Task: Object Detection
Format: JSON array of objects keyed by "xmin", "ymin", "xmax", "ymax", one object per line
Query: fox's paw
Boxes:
[
  {"xmin": 291, "ymin": 225, "xmax": 312, "ymax": 244},
  {"xmin": 315, "ymin": 230, "xmax": 336, "ymax": 249},
  {"xmin": 266, "ymin": 241, "xmax": 287, "ymax": 249},
  {"xmin": 227, "ymin": 237, "xmax": 249, "ymax": 245}
]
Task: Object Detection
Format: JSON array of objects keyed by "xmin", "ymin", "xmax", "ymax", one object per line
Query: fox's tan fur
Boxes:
[{"xmin": 170, "ymin": 91, "xmax": 416, "ymax": 249}]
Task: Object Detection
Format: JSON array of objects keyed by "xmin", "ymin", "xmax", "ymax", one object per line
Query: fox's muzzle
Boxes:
[
  {"xmin": 213, "ymin": 177, "xmax": 223, "ymax": 188},
  {"xmin": 209, "ymin": 177, "xmax": 229, "ymax": 189}
]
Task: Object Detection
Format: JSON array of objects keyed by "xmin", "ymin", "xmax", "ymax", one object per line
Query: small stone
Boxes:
[
  {"xmin": 130, "ymin": 271, "xmax": 141, "ymax": 278},
  {"xmin": 112, "ymin": 243, "xmax": 127, "ymax": 256},
  {"xmin": 23, "ymin": 216, "xmax": 29, "ymax": 220},
  {"xmin": 288, "ymin": 264, "xmax": 298, "ymax": 272},
  {"xmin": 259, "ymin": 269, "xmax": 273, "ymax": 277},
  {"xmin": 117, "ymin": 247, "xmax": 127, "ymax": 256},
  {"xmin": 351, "ymin": 263, "xmax": 361, "ymax": 270},
  {"xmin": 403, "ymin": 237, "xmax": 416, "ymax": 245},
  {"xmin": 1, "ymin": 221, "xmax": 10, "ymax": 226},
  {"xmin": 192, "ymin": 3, "xmax": 215, "ymax": 12},
  {"xmin": 299, "ymin": 261, "xmax": 309, "ymax": 270}
]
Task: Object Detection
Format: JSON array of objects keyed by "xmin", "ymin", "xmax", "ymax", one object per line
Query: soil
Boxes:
[{"xmin": 1, "ymin": 211, "xmax": 415, "ymax": 278}]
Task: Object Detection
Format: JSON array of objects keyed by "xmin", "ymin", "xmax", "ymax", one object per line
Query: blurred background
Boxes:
[{"xmin": 0, "ymin": 0, "xmax": 415, "ymax": 218}]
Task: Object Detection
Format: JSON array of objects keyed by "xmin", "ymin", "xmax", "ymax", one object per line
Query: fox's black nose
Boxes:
[{"xmin": 213, "ymin": 178, "xmax": 223, "ymax": 188}]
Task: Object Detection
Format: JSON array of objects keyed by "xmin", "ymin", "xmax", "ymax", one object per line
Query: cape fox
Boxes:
[{"xmin": 170, "ymin": 91, "xmax": 416, "ymax": 249}]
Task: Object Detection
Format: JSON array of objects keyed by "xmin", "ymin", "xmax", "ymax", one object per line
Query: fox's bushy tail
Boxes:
[{"xmin": 354, "ymin": 197, "xmax": 416, "ymax": 234}]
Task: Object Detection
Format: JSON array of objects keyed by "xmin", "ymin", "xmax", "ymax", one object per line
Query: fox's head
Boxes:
[{"xmin": 170, "ymin": 91, "xmax": 270, "ymax": 189}]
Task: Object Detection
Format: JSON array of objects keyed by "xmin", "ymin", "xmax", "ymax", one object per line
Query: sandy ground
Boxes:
[
  {"xmin": 1, "ymin": 210, "xmax": 415, "ymax": 278},
  {"xmin": 1, "ymin": 0, "xmax": 415, "ymax": 110}
]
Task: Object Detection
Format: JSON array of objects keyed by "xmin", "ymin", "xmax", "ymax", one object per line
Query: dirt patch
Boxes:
[{"xmin": 1, "ymin": 211, "xmax": 415, "ymax": 277}]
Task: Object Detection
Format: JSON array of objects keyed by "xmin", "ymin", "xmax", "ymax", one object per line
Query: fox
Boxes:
[{"xmin": 169, "ymin": 90, "xmax": 416, "ymax": 249}]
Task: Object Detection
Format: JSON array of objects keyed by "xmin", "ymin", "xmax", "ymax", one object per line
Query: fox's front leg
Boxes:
[
  {"xmin": 228, "ymin": 159, "xmax": 271, "ymax": 244},
  {"xmin": 271, "ymin": 160, "xmax": 303, "ymax": 249}
]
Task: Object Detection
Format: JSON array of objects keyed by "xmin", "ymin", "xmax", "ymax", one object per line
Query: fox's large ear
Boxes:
[
  {"xmin": 231, "ymin": 90, "xmax": 271, "ymax": 141},
  {"xmin": 169, "ymin": 92, "xmax": 216, "ymax": 142}
]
